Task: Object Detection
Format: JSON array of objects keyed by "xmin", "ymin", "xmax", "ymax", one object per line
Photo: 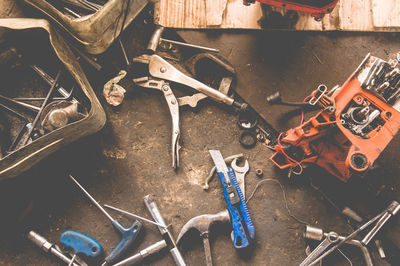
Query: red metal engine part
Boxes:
[
  {"xmin": 243, "ymin": 0, "xmax": 339, "ymax": 20},
  {"xmin": 271, "ymin": 53, "xmax": 400, "ymax": 182}
]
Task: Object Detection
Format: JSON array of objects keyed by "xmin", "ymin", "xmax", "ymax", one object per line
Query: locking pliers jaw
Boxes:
[{"xmin": 133, "ymin": 77, "xmax": 181, "ymax": 169}]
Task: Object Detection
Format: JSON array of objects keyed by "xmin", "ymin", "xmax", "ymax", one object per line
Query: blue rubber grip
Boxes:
[
  {"xmin": 60, "ymin": 231, "xmax": 103, "ymax": 259},
  {"xmin": 217, "ymin": 168, "xmax": 254, "ymax": 249},
  {"xmin": 104, "ymin": 220, "xmax": 142, "ymax": 264},
  {"xmin": 228, "ymin": 169, "xmax": 255, "ymax": 240}
]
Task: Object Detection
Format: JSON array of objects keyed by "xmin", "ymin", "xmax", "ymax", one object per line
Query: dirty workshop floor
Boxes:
[{"xmin": 0, "ymin": 7, "xmax": 400, "ymax": 266}]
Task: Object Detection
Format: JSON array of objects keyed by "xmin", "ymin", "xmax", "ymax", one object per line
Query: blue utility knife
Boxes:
[{"xmin": 209, "ymin": 150, "xmax": 255, "ymax": 249}]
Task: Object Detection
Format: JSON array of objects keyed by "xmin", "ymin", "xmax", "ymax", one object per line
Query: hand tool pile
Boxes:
[
  {"xmin": 0, "ymin": 58, "xmax": 88, "ymax": 159},
  {"xmin": 1, "ymin": 1, "xmax": 400, "ymax": 266}
]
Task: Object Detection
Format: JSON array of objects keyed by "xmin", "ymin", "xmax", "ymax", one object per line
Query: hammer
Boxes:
[{"xmin": 176, "ymin": 210, "xmax": 230, "ymax": 266}]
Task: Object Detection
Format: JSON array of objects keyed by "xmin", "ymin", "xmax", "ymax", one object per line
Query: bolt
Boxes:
[
  {"xmin": 171, "ymin": 99, "xmax": 176, "ymax": 105},
  {"xmin": 256, "ymin": 169, "xmax": 263, "ymax": 178},
  {"xmin": 163, "ymin": 86, "xmax": 169, "ymax": 91},
  {"xmin": 160, "ymin": 67, "xmax": 167, "ymax": 73}
]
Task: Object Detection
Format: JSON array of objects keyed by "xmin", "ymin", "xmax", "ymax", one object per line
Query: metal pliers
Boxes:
[
  {"xmin": 133, "ymin": 76, "xmax": 181, "ymax": 169},
  {"xmin": 133, "ymin": 54, "xmax": 247, "ymax": 169}
]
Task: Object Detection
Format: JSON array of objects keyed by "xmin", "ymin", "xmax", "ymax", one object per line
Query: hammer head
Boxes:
[{"xmin": 177, "ymin": 210, "xmax": 230, "ymax": 244}]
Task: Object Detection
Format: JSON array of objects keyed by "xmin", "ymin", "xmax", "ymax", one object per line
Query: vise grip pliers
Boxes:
[{"xmin": 133, "ymin": 54, "xmax": 247, "ymax": 169}]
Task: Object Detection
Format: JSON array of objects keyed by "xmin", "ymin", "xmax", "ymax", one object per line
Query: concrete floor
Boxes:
[{"xmin": 0, "ymin": 7, "xmax": 400, "ymax": 266}]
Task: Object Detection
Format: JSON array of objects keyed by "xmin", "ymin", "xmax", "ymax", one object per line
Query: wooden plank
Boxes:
[
  {"xmin": 154, "ymin": 0, "xmax": 400, "ymax": 31},
  {"xmin": 205, "ymin": 0, "xmax": 227, "ymax": 26},
  {"xmin": 372, "ymin": 0, "xmax": 400, "ymax": 28}
]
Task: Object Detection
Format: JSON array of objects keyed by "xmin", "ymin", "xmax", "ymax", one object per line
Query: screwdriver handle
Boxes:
[
  {"xmin": 60, "ymin": 231, "xmax": 103, "ymax": 259},
  {"xmin": 104, "ymin": 220, "xmax": 142, "ymax": 265}
]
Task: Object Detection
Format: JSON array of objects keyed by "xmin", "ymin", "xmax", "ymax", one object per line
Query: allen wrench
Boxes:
[
  {"xmin": 22, "ymin": 70, "xmax": 61, "ymax": 145},
  {"xmin": 14, "ymin": 85, "xmax": 76, "ymax": 102},
  {"xmin": 0, "ymin": 103, "xmax": 32, "ymax": 153}
]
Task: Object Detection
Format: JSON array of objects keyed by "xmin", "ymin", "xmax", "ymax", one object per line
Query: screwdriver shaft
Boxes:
[
  {"xmin": 160, "ymin": 38, "xmax": 219, "ymax": 53},
  {"xmin": 104, "ymin": 204, "xmax": 167, "ymax": 228},
  {"xmin": 68, "ymin": 175, "xmax": 114, "ymax": 222}
]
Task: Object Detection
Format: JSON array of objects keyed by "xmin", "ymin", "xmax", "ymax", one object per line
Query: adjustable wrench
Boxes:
[
  {"xmin": 309, "ymin": 201, "xmax": 400, "ymax": 266},
  {"xmin": 230, "ymin": 158, "xmax": 249, "ymax": 199},
  {"xmin": 300, "ymin": 232, "xmax": 339, "ymax": 266}
]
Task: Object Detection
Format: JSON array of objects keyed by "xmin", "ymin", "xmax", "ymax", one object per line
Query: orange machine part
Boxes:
[
  {"xmin": 271, "ymin": 72, "xmax": 400, "ymax": 182},
  {"xmin": 245, "ymin": 0, "xmax": 339, "ymax": 19}
]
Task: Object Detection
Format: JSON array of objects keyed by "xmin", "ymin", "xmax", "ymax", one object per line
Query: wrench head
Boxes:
[{"xmin": 230, "ymin": 158, "xmax": 249, "ymax": 174}]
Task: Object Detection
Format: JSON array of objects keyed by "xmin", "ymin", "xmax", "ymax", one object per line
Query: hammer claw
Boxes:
[{"xmin": 177, "ymin": 210, "xmax": 230, "ymax": 266}]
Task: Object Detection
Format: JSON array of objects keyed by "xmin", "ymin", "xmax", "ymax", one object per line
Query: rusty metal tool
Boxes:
[
  {"xmin": 103, "ymin": 204, "xmax": 168, "ymax": 228},
  {"xmin": 132, "ymin": 78, "xmax": 180, "ymax": 169},
  {"xmin": 23, "ymin": 70, "xmax": 61, "ymax": 145},
  {"xmin": 27, "ymin": 230, "xmax": 84, "ymax": 266},
  {"xmin": 30, "ymin": 65, "xmax": 79, "ymax": 104},
  {"xmin": 304, "ymin": 225, "xmax": 373, "ymax": 266},
  {"xmin": 309, "ymin": 201, "xmax": 400, "ymax": 266},
  {"xmin": 68, "ymin": 175, "xmax": 142, "ymax": 265},
  {"xmin": 133, "ymin": 54, "xmax": 246, "ymax": 169},
  {"xmin": 113, "ymin": 240, "xmax": 167, "ymax": 266},
  {"xmin": 0, "ymin": 103, "xmax": 33, "ymax": 153},
  {"xmin": 230, "ymin": 158, "xmax": 249, "ymax": 199},
  {"xmin": 0, "ymin": 95, "xmax": 40, "ymax": 112},
  {"xmin": 146, "ymin": 25, "xmax": 219, "ymax": 54},
  {"xmin": 300, "ymin": 231, "xmax": 340, "ymax": 266},
  {"xmin": 133, "ymin": 54, "xmax": 246, "ymax": 109},
  {"xmin": 176, "ymin": 210, "xmax": 230, "ymax": 266},
  {"xmin": 143, "ymin": 195, "xmax": 186, "ymax": 266}
]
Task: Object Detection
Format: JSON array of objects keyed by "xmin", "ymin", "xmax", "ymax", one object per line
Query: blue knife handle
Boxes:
[
  {"xmin": 60, "ymin": 231, "xmax": 103, "ymax": 258},
  {"xmin": 217, "ymin": 168, "xmax": 253, "ymax": 249},
  {"xmin": 228, "ymin": 169, "xmax": 255, "ymax": 240}
]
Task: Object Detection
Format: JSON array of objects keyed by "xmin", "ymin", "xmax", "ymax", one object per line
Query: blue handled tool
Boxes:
[
  {"xmin": 69, "ymin": 175, "xmax": 142, "ymax": 265},
  {"xmin": 60, "ymin": 231, "xmax": 102, "ymax": 259},
  {"xmin": 209, "ymin": 150, "xmax": 255, "ymax": 249}
]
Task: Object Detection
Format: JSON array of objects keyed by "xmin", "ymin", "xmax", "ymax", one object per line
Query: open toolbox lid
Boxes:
[{"xmin": 20, "ymin": 0, "xmax": 148, "ymax": 54}]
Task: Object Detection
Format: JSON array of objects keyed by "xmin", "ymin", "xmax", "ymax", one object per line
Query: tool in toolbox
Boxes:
[
  {"xmin": 177, "ymin": 210, "xmax": 230, "ymax": 266},
  {"xmin": 59, "ymin": 231, "xmax": 103, "ymax": 265},
  {"xmin": 133, "ymin": 54, "xmax": 247, "ymax": 169},
  {"xmin": 68, "ymin": 175, "xmax": 142, "ymax": 265},
  {"xmin": 143, "ymin": 195, "xmax": 186, "ymax": 266},
  {"xmin": 209, "ymin": 150, "xmax": 255, "ymax": 250},
  {"xmin": 230, "ymin": 158, "xmax": 249, "ymax": 199},
  {"xmin": 243, "ymin": 0, "xmax": 339, "ymax": 20},
  {"xmin": 30, "ymin": 65, "xmax": 79, "ymax": 104},
  {"xmin": 308, "ymin": 201, "xmax": 400, "ymax": 266},
  {"xmin": 270, "ymin": 53, "xmax": 400, "ymax": 182},
  {"xmin": 27, "ymin": 230, "xmax": 85, "ymax": 266},
  {"xmin": 304, "ymin": 225, "xmax": 373, "ymax": 266},
  {"xmin": 113, "ymin": 240, "xmax": 168, "ymax": 266}
]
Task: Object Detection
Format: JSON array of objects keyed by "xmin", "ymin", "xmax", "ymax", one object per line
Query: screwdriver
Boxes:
[
  {"xmin": 68, "ymin": 175, "xmax": 142, "ymax": 265},
  {"xmin": 27, "ymin": 231, "xmax": 82, "ymax": 266},
  {"xmin": 60, "ymin": 231, "xmax": 103, "ymax": 265}
]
